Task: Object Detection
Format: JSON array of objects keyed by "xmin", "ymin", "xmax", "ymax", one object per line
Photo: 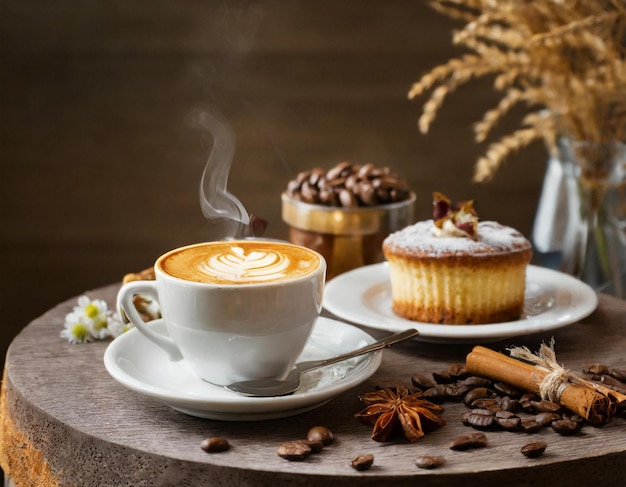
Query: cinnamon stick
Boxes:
[{"xmin": 466, "ymin": 346, "xmax": 619, "ymax": 425}]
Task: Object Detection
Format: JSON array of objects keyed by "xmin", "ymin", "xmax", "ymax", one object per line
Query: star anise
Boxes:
[{"xmin": 355, "ymin": 385, "xmax": 446, "ymax": 442}]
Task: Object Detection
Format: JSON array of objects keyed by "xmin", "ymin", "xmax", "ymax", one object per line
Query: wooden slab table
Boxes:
[{"xmin": 1, "ymin": 284, "xmax": 625, "ymax": 486}]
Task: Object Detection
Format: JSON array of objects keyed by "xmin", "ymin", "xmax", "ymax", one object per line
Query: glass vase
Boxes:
[{"xmin": 534, "ymin": 138, "xmax": 626, "ymax": 298}]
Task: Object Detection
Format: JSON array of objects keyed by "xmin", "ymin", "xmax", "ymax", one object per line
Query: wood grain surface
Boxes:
[{"xmin": 2, "ymin": 285, "xmax": 626, "ymax": 486}]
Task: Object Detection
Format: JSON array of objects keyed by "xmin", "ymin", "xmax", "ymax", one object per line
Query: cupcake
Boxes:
[{"xmin": 382, "ymin": 193, "xmax": 532, "ymax": 324}]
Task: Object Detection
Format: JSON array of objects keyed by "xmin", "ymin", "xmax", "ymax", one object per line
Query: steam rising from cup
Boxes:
[{"xmin": 193, "ymin": 111, "xmax": 266, "ymax": 239}]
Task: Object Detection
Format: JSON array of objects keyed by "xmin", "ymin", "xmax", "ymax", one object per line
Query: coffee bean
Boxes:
[
  {"xmin": 277, "ymin": 441, "xmax": 311, "ymax": 461},
  {"xmin": 411, "ymin": 374, "xmax": 436, "ymax": 390},
  {"xmin": 308, "ymin": 167, "xmax": 325, "ymax": 185},
  {"xmin": 369, "ymin": 167, "xmax": 388, "ymax": 178},
  {"xmin": 521, "ymin": 441, "xmax": 547, "ymax": 458},
  {"xmin": 471, "ymin": 398, "xmax": 499, "ymax": 409},
  {"xmin": 495, "ymin": 416, "xmax": 521, "ymax": 430},
  {"xmin": 450, "ymin": 435, "xmax": 474, "ymax": 450},
  {"xmin": 286, "ymin": 162, "xmax": 409, "ymax": 208},
  {"xmin": 286, "ymin": 179, "xmax": 302, "ymax": 196},
  {"xmin": 415, "ymin": 455, "xmax": 446, "ymax": 469},
  {"xmin": 493, "ymin": 382, "xmax": 521, "ymax": 398},
  {"xmin": 583, "ymin": 363, "xmax": 610, "ymax": 375},
  {"xmin": 319, "ymin": 188, "xmax": 338, "ymax": 205},
  {"xmin": 295, "ymin": 170, "xmax": 310, "ymax": 184},
  {"xmin": 519, "ymin": 394, "xmax": 538, "ymax": 413},
  {"xmin": 374, "ymin": 175, "xmax": 401, "ymax": 189},
  {"xmin": 599, "ymin": 374, "xmax": 625, "ymax": 388},
  {"xmin": 463, "ymin": 387, "xmax": 496, "ymax": 407},
  {"xmin": 307, "ymin": 426, "xmax": 334, "ymax": 445},
  {"xmin": 377, "ymin": 186, "xmax": 393, "ymax": 204},
  {"xmin": 422, "ymin": 386, "xmax": 446, "ymax": 404},
  {"xmin": 530, "ymin": 399, "xmax": 561, "ymax": 413},
  {"xmin": 494, "ymin": 410, "xmax": 521, "ymax": 430},
  {"xmin": 566, "ymin": 414, "xmax": 585, "ymax": 425},
  {"xmin": 326, "ymin": 162, "xmax": 351, "ymax": 180},
  {"xmin": 295, "ymin": 439, "xmax": 324, "ymax": 453},
  {"xmin": 494, "ymin": 410, "xmax": 515, "ymax": 419},
  {"xmin": 351, "ymin": 453, "xmax": 374, "ymax": 471},
  {"xmin": 449, "ymin": 432, "xmax": 487, "ymax": 450},
  {"xmin": 200, "ymin": 437, "xmax": 230, "ymax": 453},
  {"xmin": 466, "ymin": 409, "xmax": 495, "ymax": 429},
  {"xmin": 357, "ymin": 183, "xmax": 377, "ymax": 205},
  {"xmin": 461, "ymin": 410, "xmax": 473, "ymax": 425},
  {"xmin": 357, "ymin": 163, "xmax": 374, "ymax": 179},
  {"xmin": 448, "ymin": 363, "xmax": 469, "ymax": 379},
  {"xmin": 344, "ymin": 174, "xmax": 358, "ymax": 190},
  {"xmin": 432, "ymin": 369, "xmax": 454, "ymax": 384},
  {"xmin": 519, "ymin": 419, "xmax": 543, "ymax": 433},
  {"xmin": 535, "ymin": 412, "xmax": 561, "ymax": 426},
  {"xmin": 470, "ymin": 408, "xmax": 494, "ymax": 416},
  {"xmin": 460, "ymin": 376, "xmax": 493, "ymax": 388},
  {"xmin": 326, "ymin": 176, "xmax": 347, "ymax": 188},
  {"xmin": 487, "ymin": 403, "xmax": 503, "ymax": 414},
  {"xmin": 300, "ymin": 181, "xmax": 320, "ymax": 204},
  {"xmin": 609, "ymin": 368, "xmax": 626, "ymax": 383},
  {"xmin": 443, "ymin": 383, "xmax": 471, "ymax": 399},
  {"xmin": 551, "ymin": 418, "xmax": 580, "ymax": 436},
  {"xmin": 499, "ymin": 396, "xmax": 519, "ymax": 413},
  {"xmin": 520, "ymin": 392, "xmax": 540, "ymax": 402},
  {"xmin": 339, "ymin": 189, "xmax": 358, "ymax": 208},
  {"xmin": 470, "ymin": 432, "xmax": 488, "ymax": 445}
]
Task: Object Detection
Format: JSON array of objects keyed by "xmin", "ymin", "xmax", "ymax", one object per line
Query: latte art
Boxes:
[
  {"xmin": 203, "ymin": 247, "xmax": 291, "ymax": 282},
  {"xmin": 159, "ymin": 241, "xmax": 321, "ymax": 284}
]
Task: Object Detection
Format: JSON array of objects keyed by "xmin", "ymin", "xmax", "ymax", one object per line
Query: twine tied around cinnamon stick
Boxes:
[
  {"xmin": 507, "ymin": 339, "xmax": 626, "ymax": 409},
  {"xmin": 466, "ymin": 342, "xmax": 626, "ymax": 425},
  {"xmin": 508, "ymin": 338, "xmax": 586, "ymax": 404}
]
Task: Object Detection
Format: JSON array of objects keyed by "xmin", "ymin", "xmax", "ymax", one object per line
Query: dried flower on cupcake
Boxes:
[
  {"xmin": 432, "ymin": 192, "xmax": 478, "ymax": 239},
  {"xmin": 409, "ymin": 1, "xmax": 626, "ymax": 181},
  {"xmin": 355, "ymin": 385, "xmax": 446, "ymax": 442}
]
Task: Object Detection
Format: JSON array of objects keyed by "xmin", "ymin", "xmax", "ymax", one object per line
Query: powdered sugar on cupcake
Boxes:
[{"xmin": 384, "ymin": 220, "xmax": 531, "ymax": 257}]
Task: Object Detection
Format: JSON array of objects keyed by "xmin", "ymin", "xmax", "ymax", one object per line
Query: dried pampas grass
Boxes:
[{"xmin": 409, "ymin": 0, "xmax": 626, "ymax": 182}]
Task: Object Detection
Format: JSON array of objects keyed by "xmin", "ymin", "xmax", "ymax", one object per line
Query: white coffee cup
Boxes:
[{"xmin": 117, "ymin": 240, "xmax": 326, "ymax": 386}]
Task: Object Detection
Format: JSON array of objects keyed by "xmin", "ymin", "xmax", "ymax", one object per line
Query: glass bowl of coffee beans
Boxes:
[{"xmin": 282, "ymin": 161, "xmax": 415, "ymax": 279}]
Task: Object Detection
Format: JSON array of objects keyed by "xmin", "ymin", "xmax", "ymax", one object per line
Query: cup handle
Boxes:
[{"xmin": 117, "ymin": 281, "xmax": 184, "ymax": 361}]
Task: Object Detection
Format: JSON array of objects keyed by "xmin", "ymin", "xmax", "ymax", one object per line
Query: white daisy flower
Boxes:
[
  {"xmin": 62, "ymin": 294, "xmax": 135, "ymax": 343},
  {"xmin": 75, "ymin": 295, "xmax": 109, "ymax": 339},
  {"xmin": 60, "ymin": 311, "xmax": 95, "ymax": 344}
]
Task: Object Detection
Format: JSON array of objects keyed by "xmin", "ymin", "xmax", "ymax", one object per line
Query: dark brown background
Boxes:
[{"xmin": 0, "ymin": 1, "xmax": 546, "ymax": 366}]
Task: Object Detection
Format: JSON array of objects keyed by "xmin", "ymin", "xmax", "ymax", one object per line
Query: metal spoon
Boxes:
[{"xmin": 225, "ymin": 328, "xmax": 419, "ymax": 397}]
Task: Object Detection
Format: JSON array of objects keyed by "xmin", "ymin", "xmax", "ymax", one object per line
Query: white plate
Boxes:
[
  {"xmin": 323, "ymin": 263, "xmax": 597, "ymax": 343},
  {"xmin": 103, "ymin": 317, "xmax": 381, "ymax": 421}
]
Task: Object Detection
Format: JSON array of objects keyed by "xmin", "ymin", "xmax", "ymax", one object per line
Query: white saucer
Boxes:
[
  {"xmin": 103, "ymin": 317, "xmax": 381, "ymax": 421},
  {"xmin": 323, "ymin": 263, "xmax": 598, "ymax": 343}
]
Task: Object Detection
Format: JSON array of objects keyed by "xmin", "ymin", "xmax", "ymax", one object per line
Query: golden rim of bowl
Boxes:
[{"xmin": 281, "ymin": 192, "xmax": 416, "ymax": 235}]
